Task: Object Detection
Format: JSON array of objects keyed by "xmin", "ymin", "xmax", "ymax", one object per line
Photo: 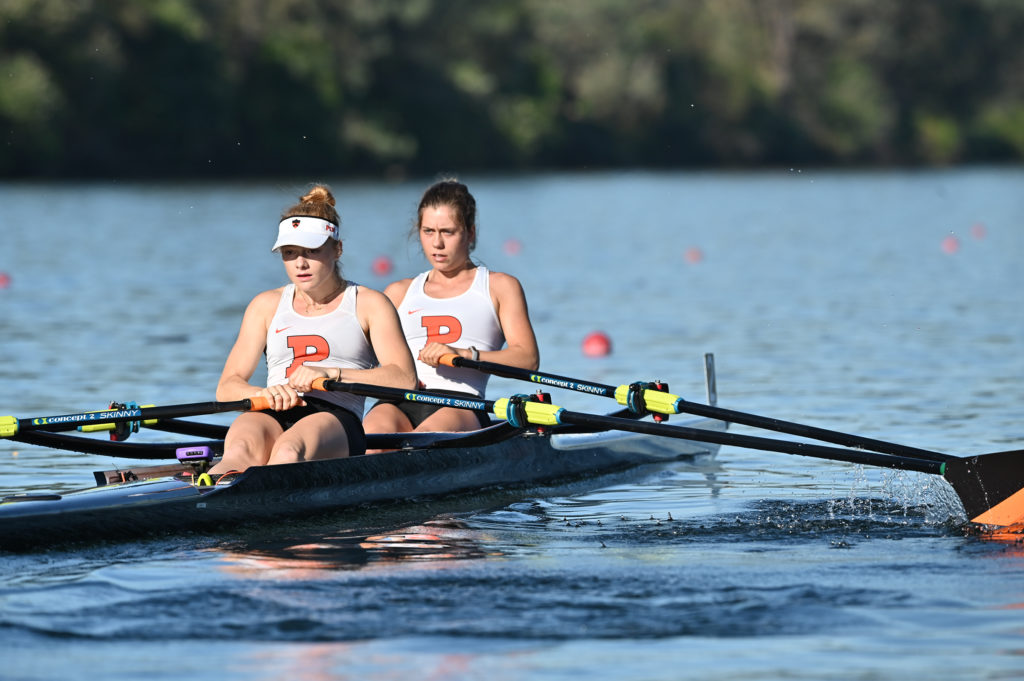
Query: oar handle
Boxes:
[
  {"xmin": 439, "ymin": 353, "xmax": 464, "ymax": 368},
  {"xmin": 247, "ymin": 395, "xmax": 272, "ymax": 411}
]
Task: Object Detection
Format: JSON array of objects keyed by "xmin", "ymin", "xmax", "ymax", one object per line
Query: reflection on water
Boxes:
[
  {"xmin": 211, "ymin": 517, "xmax": 496, "ymax": 576},
  {"xmin": 239, "ymin": 641, "xmax": 486, "ymax": 681}
]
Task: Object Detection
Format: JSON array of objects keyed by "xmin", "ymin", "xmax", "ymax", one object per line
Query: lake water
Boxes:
[{"xmin": 1, "ymin": 167, "xmax": 1023, "ymax": 680}]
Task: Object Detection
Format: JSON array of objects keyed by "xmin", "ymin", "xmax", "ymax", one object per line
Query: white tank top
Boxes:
[
  {"xmin": 266, "ymin": 283, "xmax": 377, "ymax": 415},
  {"xmin": 397, "ymin": 266, "xmax": 505, "ymax": 396}
]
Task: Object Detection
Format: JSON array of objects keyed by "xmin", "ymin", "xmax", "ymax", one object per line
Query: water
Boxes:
[{"xmin": 1, "ymin": 168, "xmax": 1023, "ymax": 680}]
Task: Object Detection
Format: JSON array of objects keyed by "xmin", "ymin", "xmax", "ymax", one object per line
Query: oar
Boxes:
[
  {"xmin": 312, "ymin": 378, "xmax": 945, "ymax": 472},
  {"xmin": 439, "ymin": 354, "xmax": 948, "ymax": 463},
  {"xmin": 9, "ymin": 430, "xmax": 225, "ymax": 460},
  {"xmin": 79, "ymin": 417, "xmax": 231, "ymax": 439},
  {"xmin": 0, "ymin": 396, "xmax": 271, "ymax": 438},
  {"xmin": 311, "ymin": 379, "xmax": 1024, "ymax": 529}
]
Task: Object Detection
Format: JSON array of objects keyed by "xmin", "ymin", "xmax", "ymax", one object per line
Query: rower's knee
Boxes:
[
  {"xmin": 267, "ymin": 440, "xmax": 306, "ymax": 465},
  {"xmin": 363, "ymin": 404, "xmax": 411, "ymax": 434},
  {"xmin": 210, "ymin": 443, "xmax": 267, "ymax": 473}
]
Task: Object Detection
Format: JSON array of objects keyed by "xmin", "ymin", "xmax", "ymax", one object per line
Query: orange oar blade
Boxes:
[{"xmin": 943, "ymin": 449, "xmax": 1024, "ymax": 527}]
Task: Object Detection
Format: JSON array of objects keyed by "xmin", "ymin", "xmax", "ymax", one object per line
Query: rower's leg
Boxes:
[
  {"xmin": 209, "ymin": 412, "xmax": 283, "ymax": 474},
  {"xmin": 362, "ymin": 403, "xmax": 414, "ymax": 454},
  {"xmin": 362, "ymin": 403, "xmax": 413, "ymax": 434},
  {"xmin": 414, "ymin": 406, "xmax": 484, "ymax": 433},
  {"xmin": 266, "ymin": 412, "xmax": 351, "ymax": 464}
]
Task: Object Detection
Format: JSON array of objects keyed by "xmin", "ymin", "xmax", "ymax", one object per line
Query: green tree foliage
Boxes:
[{"xmin": 0, "ymin": 0, "xmax": 1020, "ymax": 177}]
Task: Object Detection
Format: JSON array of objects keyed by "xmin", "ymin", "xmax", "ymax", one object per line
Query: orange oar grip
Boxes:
[
  {"xmin": 311, "ymin": 377, "xmax": 328, "ymax": 391},
  {"xmin": 248, "ymin": 395, "xmax": 272, "ymax": 411},
  {"xmin": 439, "ymin": 353, "xmax": 460, "ymax": 367}
]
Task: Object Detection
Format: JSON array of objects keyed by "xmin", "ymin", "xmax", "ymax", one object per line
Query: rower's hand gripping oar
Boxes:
[
  {"xmin": 313, "ymin": 377, "xmax": 1024, "ymax": 531},
  {"xmin": 439, "ymin": 354, "xmax": 949, "ymax": 463},
  {"xmin": 0, "ymin": 396, "xmax": 272, "ymax": 438}
]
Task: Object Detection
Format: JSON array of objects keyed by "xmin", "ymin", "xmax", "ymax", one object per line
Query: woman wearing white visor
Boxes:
[{"xmin": 209, "ymin": 185, "xmax": 415, "ymax": 474}]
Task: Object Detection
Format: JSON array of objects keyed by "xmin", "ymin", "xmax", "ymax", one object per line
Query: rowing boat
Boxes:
[
  {"xmin": 0, "ymin": 415, "xmax": 726, "ymax": 552},
  {"xmin": 5, "ymin": 351, "xmax": 1023, "ymax": 549}
]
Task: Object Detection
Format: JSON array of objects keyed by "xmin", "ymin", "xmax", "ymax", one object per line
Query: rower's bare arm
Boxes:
[
  {"xmin": 342, "ymin": 287, "xmax": 417, "ymax": 389},
  {"xmin": 382, "ymin": 278, "xmax": 413, "ymax": 309},
  {"xmin": 489, "ymin": 272, "xmax": 540, "ymax": 370},
  {"xmin": 215, "ymin": 291, "xmax": 277, "ymax": 401}
]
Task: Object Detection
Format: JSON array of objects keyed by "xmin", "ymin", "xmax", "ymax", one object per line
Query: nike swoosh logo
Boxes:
[
  {"xmin": 406, "ymin": 309, "xmax": 423, "ymax": 315},
  {"xmin": 275, "ymin": 326, "xmax": 292, "ymax": 333}
]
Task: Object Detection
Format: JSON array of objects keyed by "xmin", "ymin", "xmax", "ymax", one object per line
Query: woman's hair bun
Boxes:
[{"xmin": 300, "ymin": 184, "xmax": 336, "ymax": 207}]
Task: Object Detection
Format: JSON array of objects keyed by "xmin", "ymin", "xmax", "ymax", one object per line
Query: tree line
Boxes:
[{"xmin": 2, "ymin": 0, "xmax": 1022, "ymax": 178}]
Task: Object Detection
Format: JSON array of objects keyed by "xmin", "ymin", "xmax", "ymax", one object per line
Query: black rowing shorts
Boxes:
[{"xmin": 265, "ymin": 400, "xmax": 367, "ymax": 457}]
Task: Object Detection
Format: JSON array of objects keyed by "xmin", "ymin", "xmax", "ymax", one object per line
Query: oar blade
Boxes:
[{"xmin": 943, "ymin": 449, "xmax": 1024, "ymax": 527}]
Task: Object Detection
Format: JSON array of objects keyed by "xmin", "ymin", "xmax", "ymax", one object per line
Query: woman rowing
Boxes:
[
  {"xmin": 362, "ymin": 179, "xmax": 539, "ymax": 434},
  {"xmin": 209, "ymin": 185, "xmax": 416, "ymax": 473}
]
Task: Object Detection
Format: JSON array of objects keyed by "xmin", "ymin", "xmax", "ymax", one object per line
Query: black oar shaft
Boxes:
[
  {"xmin": 315, "ymin": 380, "xmax": 496, "ymax": 413},
  {"xmin": 314, "ymin": 379, "xmax": 945, "ymax": 476},
  {"xmin": 459, "ymin": 357, "xmax": 616, "ymax": 398},
  {"xmin": 662, "ymin": 401, "xmax": 949, "ymax": 463},
  {"xmin": 5, "ymin": 398, "xmax": 265, "ymax": 436},
  {"xmin": 446, "ymin": 355, "xmax": 950, "ymax": 463},
  {"xmin": 559, "ymin": 410, "xmax": 946, "ymax": 476},
  {"xmin": 11, "ymin": 431, "xmax": 224, "ymax": 459}
]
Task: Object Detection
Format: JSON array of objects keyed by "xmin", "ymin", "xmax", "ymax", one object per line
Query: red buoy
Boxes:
[
  {"xmin": 371, "ymin": 255, "xmax": 393, "ymax": 277},
  {"xmin": 684, "ymin": 247, "xmax": 704, "ymax": 264},
  {"xmin": 503, "ymin": 238, "xmax": 522, "ymax": 256},
  {"xmin": 941, "ymin": 235, "xmax": 960, "ymax": 254},
  {"xmin": 0, "ymin": 272, "xmax": 10, "ymax": 289},
  {"xmin": 582, "ymin": 331, "xmax": 612, "ymax": 357}
]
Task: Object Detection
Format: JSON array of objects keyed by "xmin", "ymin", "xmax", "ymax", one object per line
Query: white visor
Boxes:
[{"xmin": 271, "ymin": 216, "xmax": 339, "ymax": 252}]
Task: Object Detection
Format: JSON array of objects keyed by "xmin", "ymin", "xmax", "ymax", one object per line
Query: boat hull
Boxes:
[{"xmin": 0, "ymin": 419, "xmax": 724, "ymax": 551}]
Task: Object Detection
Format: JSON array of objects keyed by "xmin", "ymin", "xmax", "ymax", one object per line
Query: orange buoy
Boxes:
[
  {"xmin": 371, "ymin": 255, "xmax": 393, "ymax": 277},
  {"xmin": 582, "ymin": 331, "xmax": 612, "ymax": 357},
  {"xmin": 684, "ymin": 247, "xmax": 703, "ymax": 264}
]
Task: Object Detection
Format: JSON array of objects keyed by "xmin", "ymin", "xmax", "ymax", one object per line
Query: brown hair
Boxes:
[
  {"xmin": 416, "ymin": 179, "xmax": 477, "ymax": 252},
  {"xmin": 282, "ymin": 184, "xmax": 341, "ymax": 227}
]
